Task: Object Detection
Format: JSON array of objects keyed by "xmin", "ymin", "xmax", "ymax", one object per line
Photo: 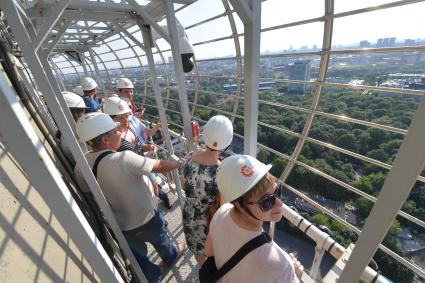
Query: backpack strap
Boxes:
[
  {"xmin": 210, "ymin": 232, "xmax": 271, "ymax": 282},
  {"xmin": 92, "ymin": 151, "xmax": 114, "ymax": 179}
]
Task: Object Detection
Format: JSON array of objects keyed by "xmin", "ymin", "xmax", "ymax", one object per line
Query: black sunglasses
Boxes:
[{"xmin": 247, "ymin": 184, "xmax": 283, "ymax": 212}]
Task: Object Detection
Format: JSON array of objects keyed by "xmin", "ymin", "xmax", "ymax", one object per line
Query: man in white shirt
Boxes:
[{"xmin": 75, "ymin": 113, "xmax": 183, "ymax": 281}]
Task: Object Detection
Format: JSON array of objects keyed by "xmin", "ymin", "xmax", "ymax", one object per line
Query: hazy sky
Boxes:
[
  {"xmin": 54, "ymin": 0, "xmax": 425, "ymax": 71},
  {"xmin": 170, "ymin": 0, "xmax": 425, "ymax": 59}
]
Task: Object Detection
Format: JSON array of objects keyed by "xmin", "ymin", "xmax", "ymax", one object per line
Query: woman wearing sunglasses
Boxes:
[{"xmin": 205, "ymin": 154, "xmax": 303, "ymax": 282}]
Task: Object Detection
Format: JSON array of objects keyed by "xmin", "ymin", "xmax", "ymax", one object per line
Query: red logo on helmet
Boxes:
[
  {"xmin": 213, "ymin": 141, "xmax": 218, "ymax": 147},
  {"xmin": 241, "ymin": 165, "xmax": 254, "ymax": 177}
]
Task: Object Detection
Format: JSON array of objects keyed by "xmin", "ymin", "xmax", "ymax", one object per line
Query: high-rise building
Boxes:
[
  {"xmin": 382, "ymin": 38, "xmax": 390, "ymax": 47},
  {"xmin": 405, "ymin": 39, "xmax": 416, "ymax": 46},
  {"xmin": 359, "ymin": 40, "xmax": 370, "ymax": 48},
  {"xmin": 288, "ymin": 60, "xmax": 311, "ymax": 95}
]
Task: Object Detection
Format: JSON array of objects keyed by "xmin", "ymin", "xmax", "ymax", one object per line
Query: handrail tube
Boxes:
[{"xmin": 281, "ymin": 203, "xmax": 388, "ymax": 283}]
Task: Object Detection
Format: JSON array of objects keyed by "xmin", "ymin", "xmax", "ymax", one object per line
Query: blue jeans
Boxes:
[
  {"xmin": 123, "ymin": 209, "xmax": 178, "ymax": 266},
  {"xmin": 130, "ymin": 247, "xmax": 161, "ymax": 283}
]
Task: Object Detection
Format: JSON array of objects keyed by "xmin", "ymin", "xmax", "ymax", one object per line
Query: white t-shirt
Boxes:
[
  {"xmin": 210, "ymin": 203, "xmax": 299, "ymax": 283},
  {"xmin": 75, "ymin": 150, "xmax": 157, "ymax": 231}
]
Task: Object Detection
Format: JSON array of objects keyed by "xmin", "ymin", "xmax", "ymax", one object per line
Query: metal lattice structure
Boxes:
[{"xmin": 1, "ymin": 0, "xmax": 425, "ymax": 282}]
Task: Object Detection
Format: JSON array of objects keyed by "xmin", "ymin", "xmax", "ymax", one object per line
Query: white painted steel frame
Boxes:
[
  {"xmin": 230, "ymin": 0, "xmax": 261, "ymax": 156},
  {"xmin": 164, "ymin": 0, "xmax": 194, "ymax": 149},
  {"xmin": 89, "ymin": 49, "xmax": 108, "ymax": 96},
  {"xmin": 0, "ymin": 66, "xmax": 123, "ymax": 283},
  {"xmin": 32, "ymin": 0, "xmax": 72, "ymax": 51},
  {"xmin": 0, "ymin": 1, "xmax": 147, "ymax": 281},
  {"xmin": 19, "ymin": 0, "xmax": 425, "ymax": 280},
  {"xmin": 140, "ymin": 23, "xmax": 186, "ymax": 212}
]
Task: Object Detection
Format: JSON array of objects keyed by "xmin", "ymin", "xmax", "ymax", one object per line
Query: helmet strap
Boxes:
[{"xmin": 237, "ymin": 199, "xmax": 262, "ymax": 222}]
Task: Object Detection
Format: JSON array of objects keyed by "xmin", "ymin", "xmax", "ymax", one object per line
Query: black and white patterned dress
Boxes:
[{"xmin": 182, "ymin": 152, "xmax": 219, "ymax": 256}]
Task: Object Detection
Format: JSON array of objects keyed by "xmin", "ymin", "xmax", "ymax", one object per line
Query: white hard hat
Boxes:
[
  {"xmin": 202, "ymin": 115, "xmax": 233, "ymax": 150},
  {"xmin": 81, "ymin": 77, "xmax": 98, "ymax": 91},
  {"xmin": 76, "ymin": 112, "xmax": 120, "ymax": 142},
  {"xmin": 217, "ymin": 155, "xmax": 272, "ymax": 203},
  {"xmin": 116, "ymin": 78, "xmax": 134, "ymax": 89},
  {"xmin": 62, "ymin": 91, "xmax": 88, "ymax": 109},
  {"xmin": 73, "ymin": 85, "xmax": 84, "ymax": 96},
  {"xmin": 103, "ymin": 97, "xmax": 131, "ymax": 116}
]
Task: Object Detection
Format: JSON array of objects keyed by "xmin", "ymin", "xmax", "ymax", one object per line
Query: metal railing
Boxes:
[{"xmin": 40, "ymin": 0, "xmax": 425, "ymax": 281}]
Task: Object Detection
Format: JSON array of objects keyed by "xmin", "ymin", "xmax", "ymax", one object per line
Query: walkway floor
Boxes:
[{"xmin": 147, "ymin": 186, "xmax": 199, "ymax": 283}]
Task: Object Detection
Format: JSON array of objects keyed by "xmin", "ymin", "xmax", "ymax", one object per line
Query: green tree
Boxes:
[
  {"xmin": 355, "ymin": 197, "xmax": 373, "ymax": 220},
  {"xmin": 352, "ymin": 177, "xmax": 374, "ymax": 195},
  {"xmin": 336, "ymin": 133, "xmax": 359, "ymax": 152},
  {"xmin": 310, "ymin": 214, "xmax": 328, "ymax": 226}
]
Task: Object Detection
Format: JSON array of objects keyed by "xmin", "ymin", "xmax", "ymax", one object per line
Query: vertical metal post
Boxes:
[
  {"xmin": 0, "ymin": 66, "xmax": 123, "ymax": 283},
  {"xmin": 0, "ymin": 2, "xmax": 146, "ymax": 281},
  {"xmin": 81, "ymin": 54, "xmax": 90, "ymax": 77},
  {"xmin": 88, "ymin": 49, "xmax": 108, "ymax": 97},
  {"xmin": 141, "ymin": 23, "xmax": 185, "ymax": 211},
  {"xmin": 240, "ymin": 0, "xmax": 261, "ymax": 157},
  {"xmin": 164, "ymin": 0, "xmax": 194, "ymax": 150},
  {"xmin": 89, "ymin": 48, "xmax": 109, "ymax": 97},
  {"xmin": 339, "ymin": 96, "xmax": 425, "ymax": 281},
  {"xmin": 310, "ymin": 246, "xmax": 325, "ymax": 280},
  {"xmin": 50, "ymin": 58, "xmax": 66, "ymax": 91}
]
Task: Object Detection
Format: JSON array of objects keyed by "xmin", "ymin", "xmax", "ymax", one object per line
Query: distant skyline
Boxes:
[
  {"xmin": 171, "ymin": 0, "xmax": 425, "ymax": 59},
  {"xmin": 53, "ymin": 0, "xmax": 425, "ymax": 72}
]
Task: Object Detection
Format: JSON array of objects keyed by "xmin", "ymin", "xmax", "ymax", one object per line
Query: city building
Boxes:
[
  {"xmin": 376, "ymin": 37, "xmax": 396, "ymax": 47},
  {"xmin": 287, "ymin": 60, "xmax": 311, "ymax": 95},
  {"xmin": 359, "ymin": 40, "xmax": 371, "ymax": 48}
]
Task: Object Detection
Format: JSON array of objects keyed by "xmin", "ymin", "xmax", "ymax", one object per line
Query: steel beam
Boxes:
[
  {"xmin": 140, "ymin": 24, "xmax": 185, "ymax": 212},
  {"xmin": 0, "ymin": 64, "xmax": 123, "ymax": 283},
  {"xmin": 81, "ymin": 54, "xmax": 90, "ymax": 77},
  {"xmin": 240, "ymin": 0, "xmax": 260, "ymax": 156},
  {"xmin": 45, "ymin": 20, "xmax": 72, "ymax": 56},
  {"xmin": 0, "ymin": 1, "xmax": 146, "ymax": 281},
  {"xmin": 127, "ymin": 0, "xmax": 172, "ymax": 44},
  {"xmin": 88, "ymin": 49, "xmax": 107, "ymax": 96},
  {"xmin": 163, "ymin": 0, "xmax": 194, "ymax": 150},
  {"xmin": 114, "ymin": 23, "xmax": 146, "ymax": 51},
  {"xmin": 50, "ymin": 58, "xmax": 66, "ymax": 91},
  {"xmin": 32, "ymin": 0, "xmax": 72, "ymax": 51},
  {"xmin": 228, "ymin": 0, "xmax": 252, "ymax": 24}
]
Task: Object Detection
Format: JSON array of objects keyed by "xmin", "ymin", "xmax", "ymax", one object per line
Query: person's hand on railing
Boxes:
[
  {"xmin": 289, "ymin": 252, "xmax": 304, "ymax": 279},
  {"xmin": 193, "ymin": 133, "xmax": 201, "ymax": 145},
  {"xmin": 140, "ymin": 144, "xmax": 157, "ymax": 156}
]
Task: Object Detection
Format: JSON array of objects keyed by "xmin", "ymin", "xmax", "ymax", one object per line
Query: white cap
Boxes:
[
  {"xmin": 202, "ymin": 115, "xmax": 233, "ymax": 150},
  {"xmin": 76, "ymin": 113, "xmax": 120, "ymax": 142},
  {"xmin": 217, "ymin": 155, "xmax": 272, "ymax": 203},
  {"xmin": 73, "ymin": 86, "xmax": 84, "ymax": 96},
  {"xmin": 81, "ymin": 77, "xmax": 98, "ymax": 91},
  {"xmin": 103, "ymin": 97, "xmax": 131, "ymax": 116},
  {"xmin": 62, "ymin": 91, "xmax": 88, "ymax": 109},
  {"xmin": 116, "ymin": 78, "xmax": 134, "ymax": 89}
]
